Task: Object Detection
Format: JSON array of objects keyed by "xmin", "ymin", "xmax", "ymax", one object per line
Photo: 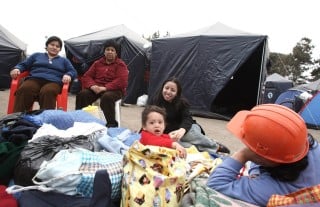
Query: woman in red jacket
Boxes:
[{"xmin": 75, "ymin": 40, "xmax": 128, "ymax": 127}]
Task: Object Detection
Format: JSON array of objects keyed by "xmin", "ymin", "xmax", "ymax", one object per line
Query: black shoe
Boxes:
[
  {"xmin": 106, "ymin": 121, "xmax": 119, "ymax": 128},
  {"xmin": 216, "ymin": 142, "xmax": 230, "ymax": 154}
]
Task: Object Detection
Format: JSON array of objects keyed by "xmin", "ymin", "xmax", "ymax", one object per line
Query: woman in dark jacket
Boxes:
[{"xmin": 149, "ymin": 77, "xmax": 229, "ymax": 154}]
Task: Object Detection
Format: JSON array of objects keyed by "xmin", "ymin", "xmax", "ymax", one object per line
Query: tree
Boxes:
[
  {"xmin": 142, "ymin": 30, "xmax": 170, "ymax": 41},
  {"xmin": 269, "ymin": 37, "xmax": 316, "ymax": 84},
  {"xmin": 163, "ymin": 31, "xmax": 170, "ymax": 37},
  {"xmin": 269, "ymin": 52, "xmax": 288, "ymax": 76},
  {"xmin": 151, "ymin": 31, "xmax": 160, "ymax": 39},
  {"xmin": 290, "ymin": 37, "xmax": 314, "ymax": 83},
  {"xmin": 310, "ymin": 58, "xmax": 320, "ymax": 80}
]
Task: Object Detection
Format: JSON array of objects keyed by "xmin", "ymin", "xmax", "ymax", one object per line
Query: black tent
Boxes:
[
  {"xmin": 0, "ymin": 24, "xmax": 26, "ymax": 89},
  {"xmin": 64, "ymin": 24, "xmax": 151, "ymax": 104},
  {"xmin": 149, "ymin": 22, "xmax": 269, "ymax": 120},
  {"xmin": 262, "ymin": 73, "xmax": 294, "ymax": 104}
]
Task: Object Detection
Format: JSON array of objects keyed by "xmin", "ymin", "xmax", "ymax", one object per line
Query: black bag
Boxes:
[
  {"xmin": 0, "ymin": 111, "xmax": 41, "ymax": 144},
  {"xmin": 14, "ymin": 135, "xmax": 95, "ymax": 186},
  {"xmin": 0, "ymin": 112, "xmax": 23, "ymax": 142}
]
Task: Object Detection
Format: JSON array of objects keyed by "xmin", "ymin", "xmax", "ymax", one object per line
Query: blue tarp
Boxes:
[{"xmin": 300, "ymin": 92, "xmax": 320, "ymax": 129}]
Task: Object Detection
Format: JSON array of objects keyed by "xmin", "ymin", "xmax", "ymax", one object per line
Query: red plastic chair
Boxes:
[{"xmin": 7, "ymin": 71, "xmax": 69, "ymax": 114}]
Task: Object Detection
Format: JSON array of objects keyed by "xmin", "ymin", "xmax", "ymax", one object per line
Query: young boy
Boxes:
[{"xmin": 140, "ymin": 105, "xmax": 187, "ymax": 158}]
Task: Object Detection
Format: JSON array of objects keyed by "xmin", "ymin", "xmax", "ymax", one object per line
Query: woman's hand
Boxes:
[
  {"xmin": 90, "ymin": 85, "xmax": 107, "ymax": 94},
  {"xmin": 10, "ymin": 69, "xmax": 20, "ymax": 79},
  {"xmin": 169, "ymin": 128, "xmax": 186, "ymax": 141},
  {"xmin": 62, "ymin": 75, "xmax": 72, "ymax": 83}
]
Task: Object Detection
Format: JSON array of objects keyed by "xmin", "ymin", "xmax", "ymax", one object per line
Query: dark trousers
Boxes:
[
  {"xmin": 75, "ymin": 89, "xmax": 122, "ymax": 126},
  {"xmin": 13, "ymin": 78, "xmax": 61, "ymax": 113},
  {"xmin": 18, "ymin": 170, "xmax": 119, "ymax": 207},
  {"xmin": 89, "ymin": 170, "xmax": 119, "ymax": 207}
]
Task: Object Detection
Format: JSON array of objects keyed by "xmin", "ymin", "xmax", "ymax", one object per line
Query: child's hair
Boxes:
[{"xmin": 141, "ymin": 105, "xmax": 166, "ymax": 126}]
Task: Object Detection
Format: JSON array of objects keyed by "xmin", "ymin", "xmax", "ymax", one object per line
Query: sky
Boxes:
[{"xmin": 1, "ymin": 0, "xmax": 319, "ymax": 58}]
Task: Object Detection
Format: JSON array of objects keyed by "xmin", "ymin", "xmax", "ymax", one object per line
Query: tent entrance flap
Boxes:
[{"xmin": 211, "ymin": 42, "xmax": 266, "ymax": 119}]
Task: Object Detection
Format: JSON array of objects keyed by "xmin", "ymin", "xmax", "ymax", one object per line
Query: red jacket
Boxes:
[
  {"xmin": 81, "ymin": 57, "xmax": 128, "ymax": 95},
  {"xmin": 140, "ymin": 130, "xmax": 173, "ymax": 148}
]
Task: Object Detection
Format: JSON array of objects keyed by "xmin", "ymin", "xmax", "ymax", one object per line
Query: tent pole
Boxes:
[{"xmin": 257, "ymin": 39, "xmax": 268, "ymax": 105}]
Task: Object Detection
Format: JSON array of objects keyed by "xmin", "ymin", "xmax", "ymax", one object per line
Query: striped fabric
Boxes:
[
  {"xmin": 76, "ymin": 150, "xmax": 123, "ymax": 199},
  {"xmin": 267, "ymin": 184, "xmax": 320, "ymax": 207}
]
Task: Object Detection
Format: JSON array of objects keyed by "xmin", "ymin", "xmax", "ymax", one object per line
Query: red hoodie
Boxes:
[{"xmin": 140, "ymin": 130, "xmax": 173, "ymax": 148}]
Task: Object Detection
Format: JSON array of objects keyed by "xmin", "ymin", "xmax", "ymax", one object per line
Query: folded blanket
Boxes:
[
  {"xmin": 23, "ymin": 110, "xmax": 106, "ymax": 130},
  {"xmin": 31, "ymin": 122, "xmax": 106, "ymax": 143},
  {"xmin": 107, "ymin": 128, "xmax": 140, "ymax": 146},
  {"xmin": 98, "ymin": 132, "xmax": 129, "ymax": 155}
]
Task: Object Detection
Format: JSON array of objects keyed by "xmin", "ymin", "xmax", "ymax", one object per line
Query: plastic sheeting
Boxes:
[
  {"xmin": 0, "ymin": 24, "xmax": 26, "ymax": 89},
  {"xmin": 149, "ymin": 22, "xmax": 268, "ymax": 119}
]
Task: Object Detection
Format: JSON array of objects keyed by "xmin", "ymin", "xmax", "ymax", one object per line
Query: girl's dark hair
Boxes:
[
  {"xmin": 45, "ymin": 36, "xmax": 62, "ymax": 48},
  {"xmin": 261, "ymin": 133, "xmax": 315, "ymax": 181},
  {"xmin": 151, "ymin": 77, "xmax": 189, "ymax": 111},
  {"xmin": 141, "ymin": 105, "xmax": 166, "ymax": 126}
]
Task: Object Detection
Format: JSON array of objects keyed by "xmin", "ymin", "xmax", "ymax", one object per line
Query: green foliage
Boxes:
[
  {"xmin": 269, "ymin": 53, "xmax": 288, "ymax": 76},
  {"xmin": 142, "ymin": 31, "xmax": 171, "ymax": 41},
  {"xmin": 152, "ymin": 31, "xmax": 160, "ymax": 39},
  {"xmin": 311, "ymin": 59, "xmax": 320, "ymax": 80},
  {"xmin": 269, "ymin": 37, "xmax": 319, "ymax": 84}
]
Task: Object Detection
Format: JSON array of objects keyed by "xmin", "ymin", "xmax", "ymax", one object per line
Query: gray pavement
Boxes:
[{"xmin": 1, "ymin": 89, "xmax": 319, "ymax": 154}]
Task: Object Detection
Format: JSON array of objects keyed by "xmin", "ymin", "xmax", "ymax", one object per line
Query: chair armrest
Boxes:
[
  {"xmin": 56, "ymin": 82, "xmax": 70, "ymax": 111},
  {"xmin": 10, "ymin": 71, "xmax": 29, "ymax": 93},
  {"xmin": 7, "ymin": 71, "xmax": 30, "ymax": 114}
]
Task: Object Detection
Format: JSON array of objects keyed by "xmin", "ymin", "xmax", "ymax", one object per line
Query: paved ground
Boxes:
[{"xmin": 1, "ymin": 89, "xmax": 320, "ymax": 154}]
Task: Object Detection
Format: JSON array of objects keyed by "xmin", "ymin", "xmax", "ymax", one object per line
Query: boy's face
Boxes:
[
  {"xmin": 46, "ymin": 40, "xmax": 61, "ymax": 56},
  {"xmin": 143, "ymin": 112, "xmax": 165, "ymax": 136}
]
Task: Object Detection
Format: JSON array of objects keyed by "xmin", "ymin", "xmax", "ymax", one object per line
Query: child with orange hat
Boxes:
[{"xmin": 207, "ymin": 104, "xmax": 320, "ymax": 206}]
